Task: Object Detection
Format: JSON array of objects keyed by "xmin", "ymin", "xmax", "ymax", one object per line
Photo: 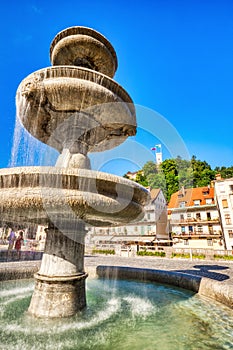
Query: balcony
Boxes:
[
  {"xmin": 170, "ymin": 218, "xmax": 220, "ymax": 225},
  {"xmin": 172, "ymin": 231, "xmax": 222, "ymax": 239}
]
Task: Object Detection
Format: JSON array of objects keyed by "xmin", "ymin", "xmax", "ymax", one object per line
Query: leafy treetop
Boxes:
[{"xmin": 124, "ymin": 156, "xmax": 233, "ymax": 202}]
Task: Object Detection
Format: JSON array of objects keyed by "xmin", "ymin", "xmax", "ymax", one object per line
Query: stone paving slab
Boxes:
[{"xmin": 1, "ymin": 255, "xmax": 233, "ymax": 309}]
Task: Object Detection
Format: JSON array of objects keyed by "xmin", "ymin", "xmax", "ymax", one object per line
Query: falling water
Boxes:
[{"xmin": 9, "ymin": 114, "xmax": 58, "ymax": 168}]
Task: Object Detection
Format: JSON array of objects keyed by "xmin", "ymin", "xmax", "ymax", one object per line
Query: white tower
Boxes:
[
  {"xmin": 151, "ymin": 144, "xmax": 162, "ymax": 165},
  {"xmin": 156, "ymin": 151, "xmax": 162, "ymax": 165}
]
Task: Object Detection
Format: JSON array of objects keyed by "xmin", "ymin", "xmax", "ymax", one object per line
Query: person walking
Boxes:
[
  {"xmin": 15, "ymin": 231, "xmax": 24, "ymax": 260},
  {"xmin": 7, "ymin": 230, "xmax": 16, "ymax": 261}
]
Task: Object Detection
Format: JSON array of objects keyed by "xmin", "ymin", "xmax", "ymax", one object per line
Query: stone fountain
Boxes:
[{"xmin": 0, "ymin": 26, "xmax": 150, "ymax": 318}]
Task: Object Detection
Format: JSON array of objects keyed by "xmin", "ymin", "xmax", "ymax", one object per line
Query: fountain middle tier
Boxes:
[
  {"xmin": 16, "ymin": 66, "xmax": 136, "ymax": 154},
  {"xmin": 0, "ymin": 166, "xmax": 150, "ymax": 227}
]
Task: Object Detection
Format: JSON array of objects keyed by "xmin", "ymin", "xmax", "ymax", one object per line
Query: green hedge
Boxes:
[
  {"xmin": 171, "ymin": 253, "xmax": 205, "ymax": 259},
  {"xmin": 171, "ymin": 253, "xmax": 190, "ymax": 259},
  {"xmin": 137, "ymin": 250, "xmax": 166, "ymax": 257},
  {"xmin": 214, "ymin": 254, "xmax": 233, "ymax": 260},
  {"xmin": 92, "ymin": 249, "xmax": 115, "ymax": 255},
  {"xmin": 192, "ymin": 254, "xmax": 205, "ymax": 259}
]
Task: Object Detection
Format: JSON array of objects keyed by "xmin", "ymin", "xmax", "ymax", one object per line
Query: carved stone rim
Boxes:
[
  {"xmin": 17, "ymin": 66, "xmax": 135, "ymax": 116},
  {"xmin": 0, "ymin": 166, "xmax": 150, "ymax": 206},
  {"xmin": 34, "ymin": 272, "xmax": 88, "ymax": 282}
]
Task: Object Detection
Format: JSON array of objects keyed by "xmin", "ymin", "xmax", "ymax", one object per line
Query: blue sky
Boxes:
[{"xmin": 0, "ymin": 0, "xmax": 232, "ymax": 175}]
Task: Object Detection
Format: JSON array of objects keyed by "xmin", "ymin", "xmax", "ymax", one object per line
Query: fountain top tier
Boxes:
[
  {"xmin": 50, "ymin": 26, "xmax": 118, "ymax": 77},
  {"xmin": 16, "ymin": 26, "xmax": 135, "ymax": 166}
]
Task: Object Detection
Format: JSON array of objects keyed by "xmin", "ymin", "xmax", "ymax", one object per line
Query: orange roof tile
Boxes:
[{"xmin": 168, "ymin": 186, "xmax": 215, "ymax": 209}]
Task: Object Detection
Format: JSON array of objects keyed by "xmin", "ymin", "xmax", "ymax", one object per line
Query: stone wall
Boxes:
[{"xmin": 0, "ymin": 249, "xmax": 43, "ymax": 263}]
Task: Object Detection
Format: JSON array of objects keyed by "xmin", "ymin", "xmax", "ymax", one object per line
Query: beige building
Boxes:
[
  {"xmin": 168, "ymin": 186, "xmax": 223, "ymax": 250},
  {"xmin": 87, "ymin": 188, "xmax": 168, "ymax": 245},
  {"xmin": 214, "ymin": 177, "xmax": 233, "ymax": 250}
]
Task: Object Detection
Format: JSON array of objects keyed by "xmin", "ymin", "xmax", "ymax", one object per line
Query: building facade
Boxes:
[
  {"xmin": 87, "ymin": 188, "xmax": 168, "ymax": 245},
  {"xmin": 168, "ymin": 186, "xmax": 223, "ymax": 250},
  {"xmin": 214, "ymin": 177, "xmax": 233, "ymax": 250}
]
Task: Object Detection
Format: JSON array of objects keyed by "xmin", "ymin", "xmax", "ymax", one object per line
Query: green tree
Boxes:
[
  {"xmin": 135, "ymin": 171, "xmax": 148, "ymax": 187},
  {"xmin": 142, "ymin": 161, "xmax": 158, "ymax": 177},
  {"xmin": 216, "ymin": 166, "xmax": 233, "ymax": 179},
  {"xmin": 147, "ymin": 173, "xmax": 167, "ymax": 197},
  {"xmin": 191, "ymin": 156, "xmax": 215, "ymax": 187},
  {"xmin": 177, "ymin": 166, "xmax": 194, "ymax": 188},
  {"xmin": 161, "ymin": 159, "xmax": 178, "ymax": 177},
  {"xmin": 126, "ymin": 156, "xmax": 233, "ymax": 203}
]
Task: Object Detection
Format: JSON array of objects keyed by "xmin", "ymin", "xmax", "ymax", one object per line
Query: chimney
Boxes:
[{"xmin": 181, "ymin": 186, "xmax": 185, "ymax": 196}]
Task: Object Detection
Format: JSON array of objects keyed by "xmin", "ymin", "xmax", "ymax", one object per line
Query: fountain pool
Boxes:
[{"xmin": 1, "ymin": 277, "xmax": 233, "ymax": 350}]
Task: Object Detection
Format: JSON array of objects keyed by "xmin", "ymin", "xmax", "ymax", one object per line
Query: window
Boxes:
[
  {"xmin": 188, "ymin": 226, "xmax": 193, "ymax": 233},
  {"xmin": 207, "ymin": 239, "xmax": 213, "ymax": 246},
  {"xmin": 208, "ymin": 224, "xmax": 213, "ymax": 234},
  {"xmin": 181, "ymin": 226, "xmax": 185, "ymax": 233},
  {"xmin": 207, "ymin": 212, "xmax": 211, "ymax": 221},
  {"xmin": 196, "ymin": 213, "xmax": 201, "ymax": 220},
  {"xmin": 180, "ymin": 214, "xmax": 184, "ymax": 221},
  {"xmin": 206, "ymin": 198, "xmax": 212, "ymax": 205},
  {"xmin": 219, "ymin": 185, "xmax": 225, "ymax": 193},
  {"xmin": 228, "ymin": 230, "xmax": 233, "ymax": 238},
  {"xmin": 194, "ymin": 200, "xmax": 200, "ymax": 206},
  {"xmin": 184, "ymin": 239, "xmax": 189, "ymax": 245},
  {"xmin": 203, "ymin": 191, "xmax": 209, "ymax": 195},
  {"xmin": 179, "ymin": 201, "xmax": 186, "ymax": 208},
  {"xmin": 197, "ymin": 225, "xmax": 203, "ymax": 233},
  {"xmin": 225, "ymin": 214, "xmax": 232, "ymax": 225},
  {"xmin": 147, "ymin": 213, "xmax": 151, "ymax": 220},
  {"xmin": 222, "ymin": 199, "xmax": 228, "ymax": 209}
]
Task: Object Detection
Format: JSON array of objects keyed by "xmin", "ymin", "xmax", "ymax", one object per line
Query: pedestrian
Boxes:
[
  {"xmin": 7, "ymin": 230, "xmax": 16, "ymax": 260},
  {"xmin": 15, "ymin": 231, "xmax": 24, "ymax": 260}
]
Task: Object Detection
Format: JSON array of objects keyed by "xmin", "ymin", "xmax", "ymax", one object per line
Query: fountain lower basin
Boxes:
[{"xmin": 1, "ymin": 276, "xmax": 233, "ymax": 350}]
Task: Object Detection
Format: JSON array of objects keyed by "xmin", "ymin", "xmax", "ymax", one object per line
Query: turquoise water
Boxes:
[{"xmin": 0, "ymin": 278, "xmax": 233, "ymax": 350}]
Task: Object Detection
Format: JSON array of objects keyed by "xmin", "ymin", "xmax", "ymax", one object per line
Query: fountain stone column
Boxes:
[{"xmin": 28, "ymin": 222, "xmax": 88, "ymax": 317}]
